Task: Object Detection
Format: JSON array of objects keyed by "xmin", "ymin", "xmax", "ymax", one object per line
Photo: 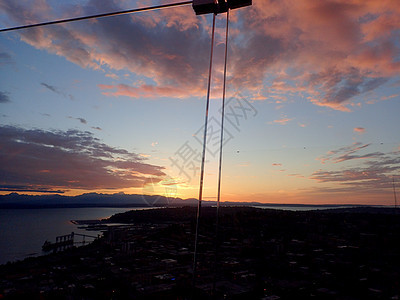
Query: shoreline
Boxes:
[{"xmin": 2, "ymin": 206, "xmax": 400, "ymax": 299}]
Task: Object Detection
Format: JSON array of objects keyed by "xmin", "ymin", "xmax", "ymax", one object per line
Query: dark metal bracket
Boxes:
[{"xmin": 192, "ymin": 0, "xmax": 252, "ymax": 15}]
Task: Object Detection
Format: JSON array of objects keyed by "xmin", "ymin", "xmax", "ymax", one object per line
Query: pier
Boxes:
[{"xmin": 42, "ymin": 232, "xmax": 98, "ymax": 253}]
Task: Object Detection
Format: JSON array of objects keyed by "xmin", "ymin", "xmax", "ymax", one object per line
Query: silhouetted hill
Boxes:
[
  {"xmin": 105, "ymin": 205, "xmax": 400, "ymax": 225},
  {"xmin": 0, "ymin": 192, "xmax": 192, "ymax": 208},
  {"xmin": 0, "ymin": 192, "xmax": 393, "ymax": 210}
]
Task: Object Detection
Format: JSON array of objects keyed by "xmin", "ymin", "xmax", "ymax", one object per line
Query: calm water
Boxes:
[{"xmin": 0, "ymin": 207, "xmax": 137, "ymax": 265}]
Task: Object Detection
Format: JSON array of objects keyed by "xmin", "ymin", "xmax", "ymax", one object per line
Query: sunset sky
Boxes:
[{"xmin": 1, "ymin": 0, "xmax": 399, "ymax": 205}]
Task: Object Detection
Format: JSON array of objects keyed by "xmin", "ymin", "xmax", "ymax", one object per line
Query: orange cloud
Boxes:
[
  {"xmin": 232, "ymin": 0, "xmax": 400, "ymax": 110},
  {"xmin": 271, "ymin": 116, "xmax": 293, "ymax": 125},
  {"xmin": 3, "ymin": 0, "xmax": 399, "ymax": 108},
  {"xmin": 354, "ymin": 127, "xmax": 366, "ymax": 134},
  {"xmin": 310, "ymin": 98, "xmax": 351, "ymax": 112}
]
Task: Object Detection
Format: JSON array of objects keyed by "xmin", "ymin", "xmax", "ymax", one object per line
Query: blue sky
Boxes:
[{"xmin": 1, "ymin": 0, "xmax": 399, "ymax": 205}]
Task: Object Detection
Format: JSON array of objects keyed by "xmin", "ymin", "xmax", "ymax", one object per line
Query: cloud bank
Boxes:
[
  {"xmin": 0, "ymin": 125, "xmax": 165, "ymax": 193},
  {"xmin": 0, "ymin": 0, "xmax": 399, "ymax": 110},
  {"xmin": 312, "ymin": 143, "xmax": 400, "ymax": 190}
]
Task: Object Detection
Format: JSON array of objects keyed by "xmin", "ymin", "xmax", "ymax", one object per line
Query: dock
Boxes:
[{"xmin": 42, "ymin": 232, "xmax": 98, "ymax": 253}]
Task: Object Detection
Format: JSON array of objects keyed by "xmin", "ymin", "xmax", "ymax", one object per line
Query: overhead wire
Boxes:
[
  {"xmin": 192, "ymin": 12, "xmax": 217, "ymax": 291},
  {"xmin": 213, "ymin": 9, "xmax": 230, "ymax": 295},
  {"xmin": 0, "ymin": 1, "xmax": 193, "ymax": 33},
  {"xmin": 393, "ymin": 176, "xmax": 398, "ymax": 209}
]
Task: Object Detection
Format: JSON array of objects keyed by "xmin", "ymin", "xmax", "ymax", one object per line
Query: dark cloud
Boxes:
[
  {"xmin": 0, "ymin": 185, "xmax": 64, "ymax": 193},
  {"xmin": 91, "ymin": 126, "xmax": 102, "ymax": 131},
  {"xmin": 230, "ymin": 33, "xmax": 285, "ymax": 88},
  {"xmin": 41, "ymin": 82, "xmax": 74, "ymax": 100},
  {"xmin": 0, "ymin": 52, "xmax": 13, "ymax": 65},
  {"xmin": 307, "ymin": 68, "xmax": 388, "ymax": 109},
  {"xmin": 335, "ymin": 152, "xmax": 385, "ymax": 163},
  {"xmin": 0, "ymin": 125, "xmax": 165, "ymax": 192},
  {"xmin": 68, "ymin": 116, "xmax": 87, "ymax": 124},
  {"xmin": 312, "ymin": 145, "xmax": 400, "ymax": 190},
  {"xmin": 310, "ymin": 163, "xmax": 399, "ymax": 190},
  {"xmin": 41, "ymin": 82, "xmax": 61, "ymax": 94},
  {"xmin": 0, "ymin": 91, "xmax": 10, "ymax": 103},
  {"xmin": 317, "ymin": 142, "xmax": 377, "ymax": 164}
]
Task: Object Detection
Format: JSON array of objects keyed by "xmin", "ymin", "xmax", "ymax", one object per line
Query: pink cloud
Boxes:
[
  {"xmin": 2, "ymin": 0, "xmax": 399, "ymax": 108},
  {"xmin": 1, "ymin": 0, "xmax": 213, "ymax": 97},
  {"xmin": 271, "ymin": 116, "xmax": 293, "ymax": 125},
  {"xmin": 232, "ymin": 0, "xmax": 400, "ymax": 110},
  {"xmin": 354, "ymin": 127, "xmax": 365, "ymax": 134},
  {"xmin": 361, "ymin": 9, "xmax": 400, "ymax": 42},
  {"xmin": 310, "ymin": 98, "xmax": 351, "ymax": 112},
  {"xmin": 105, "ymin": 73, "xmax": 119, "ymax": 80}
]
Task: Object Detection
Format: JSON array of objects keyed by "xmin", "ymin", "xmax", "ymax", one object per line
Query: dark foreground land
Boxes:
[{"xmin": 1, "ymin": 206, "xmax": 400, "ymax": 299}]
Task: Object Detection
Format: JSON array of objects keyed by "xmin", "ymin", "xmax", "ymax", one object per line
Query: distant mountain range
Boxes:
[
  {"xmin": 0, "ymin": 192, "xmax": 197, "ymax": 208},
  {"xmin": 0, "ymin": 192, "xmax": 371, "ymax": 209}
]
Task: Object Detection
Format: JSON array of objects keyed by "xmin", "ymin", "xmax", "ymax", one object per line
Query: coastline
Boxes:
[{"xmin": 1, "ymin": 206, "xmax": 400, "ymax": 299}]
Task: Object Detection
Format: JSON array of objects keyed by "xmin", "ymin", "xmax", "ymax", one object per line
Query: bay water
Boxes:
[
  {"xmin": 0, "ymin": 207, "xmax": 137, "ymax": 265},
  {"xmin": 0, "ymin": 205, "xmax": 368, "ymax": 265}
]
